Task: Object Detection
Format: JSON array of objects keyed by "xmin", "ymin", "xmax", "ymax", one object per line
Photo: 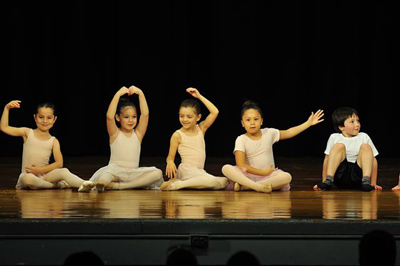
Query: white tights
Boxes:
[
  {"xmin": 21, "ymin": 168, "xmax": 86, "ymax": 189},
  {"xmin": 169, "ymin": 175, "xmax": 228, "ymax": 190},
  {"xmin": 222, "ymin": 164, "xmax": 292, "ymax": 191},
  {"xmin": 99, "ymin": 169, "xmax": 164, "ymax": 190}
]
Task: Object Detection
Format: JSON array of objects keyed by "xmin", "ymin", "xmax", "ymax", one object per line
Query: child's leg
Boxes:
[
  {"xmin": 314, "ymin": 143, "xmax": 346, "ymax": 190},
  {"xmin": 221, "ymin": 165, "xmax": 272, "ymax": 193},
  {"xmin": 109, "ymin": 169, "xmax": 163, "ymax": 190},
  {"xmin": 164, "ymin": 175, "xmax": 228, "ymax": 191},
  {"xmin": 22, "ymin": 173, "xmax": 57, "ymax": 189},
  {"xmin": 44, "ymin": 168, "xmax": 86, "ymax": 188},
  {"xmin": 256, "ymin": 171, "xmax": 292, "ymax": 191},
  {"xmin": 95, "ymin": 173, "xmax": 115, "ymax": 192},
  {"xmin": 357, "ymin": 144, "xmax": 375, "ymax": 191}
]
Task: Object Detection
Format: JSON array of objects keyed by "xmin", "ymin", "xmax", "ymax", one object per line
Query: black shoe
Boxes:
[
  {"xmin": 361, "ymin": 184, "xmax": 374, "ymax": 192},
  {"xmin": 315, "ymin": 182, "xmax": 332, "ymax": 191}
]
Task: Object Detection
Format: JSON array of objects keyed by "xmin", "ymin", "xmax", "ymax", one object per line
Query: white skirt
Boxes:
[{"xmin": 89, "ymin": 163, "xmax": 164, "ymax": 189}]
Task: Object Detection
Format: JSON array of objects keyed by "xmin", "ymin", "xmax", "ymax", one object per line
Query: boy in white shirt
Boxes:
[{"xmin": 313, "ymin": 107, "xmax": 382, "ymax": 192}]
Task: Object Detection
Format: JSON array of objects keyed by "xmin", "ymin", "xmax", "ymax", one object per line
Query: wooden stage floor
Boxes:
[{"xmin": 1, "ymin": 156, "xmax": 400, "ymax": 265}]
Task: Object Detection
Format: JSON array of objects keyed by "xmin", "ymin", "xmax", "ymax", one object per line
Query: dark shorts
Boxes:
[{"xmin": 333, "ymin": 159, "xmax": 363, "ymax": 189}]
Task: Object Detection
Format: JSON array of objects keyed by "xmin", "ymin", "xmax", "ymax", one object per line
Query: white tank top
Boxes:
[
  {"xmin": 109, "ymin": 129, "xmax": 140, "ymax": 169},
  {"xmin": 177, "ymin": 126, "xmax": 206, "ymax": 169},
  {"xmin": 21, "ymin": 129, "xmax": 55, "ymax": 173}
]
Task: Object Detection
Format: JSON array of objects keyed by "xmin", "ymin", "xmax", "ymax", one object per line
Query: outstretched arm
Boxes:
[
  {"xmin": 107, "ymin": 87, "xmax": 130, "ymax": 140},
  {"xmin": 371, "ymin": 158, "xmax": 381, "ymax": 190},
  {"xmin": 129, "ymin": 85, "xmax": 149, "ymax": 142},
  {"xmin": 0, "ymin": 100, "xmax": 30, "ymax": 139},
  {"xmin": 186, "ymin": 88, "xmax": 219, "ymax": 135},
  {"xmin": 279, "ymin": 109, "xmax": 324, "ymax": 140}
]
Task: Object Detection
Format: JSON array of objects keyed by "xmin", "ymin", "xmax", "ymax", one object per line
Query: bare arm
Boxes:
[
  {"xmin": 186, "ymin": 88, "xmax": 219, "ymax": 135},
  {"xmin": 235, "ymin": 150, "xmax": 277, "ymax": 176},
  {"xmin": 106, "ymin": 87, "xmax": 130, "ymax": 141},
  {"xmin": 0, "ymin": 100, "xmax": 30, "ymax": 139},
  {"xmin": 279, "ymin": 110, "xmax": 324, "ymax": 140},
  {"xmin": 165, "ymin": 132, "xmax": 181, "ymax": 179},
  {"xmin": 25, "ymin": 138, "xmax": 63, "ymax": 176},
  {"xmin": 129, "ymin": 86, "xmax": 149, "ymax": 142}
]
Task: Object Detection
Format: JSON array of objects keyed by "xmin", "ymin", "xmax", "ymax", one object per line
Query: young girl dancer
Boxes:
[
  {"xmin": 90, "ymin": 85, "xmax": 163, "ymax": 192},
  {"xmin": 161, "ymin": 88, "xmax": 228, "ymax": 191},
  {"xmin": 222, "ymin": 101, "xmax": 324, "ymax": 193},
  {"xmin": 0, "ymin": 100, "xmax": 94, "ymax": 191}
]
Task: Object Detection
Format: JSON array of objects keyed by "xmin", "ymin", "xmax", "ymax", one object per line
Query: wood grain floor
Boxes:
[{"xmin": 0, "ymin": 156, "xmax": 399, "ymax": 220}]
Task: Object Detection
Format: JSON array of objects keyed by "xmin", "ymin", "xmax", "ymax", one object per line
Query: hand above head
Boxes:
[
  {"xmin": 186, "ymin": 87, "xmax": 201, "ymax": 98},
  {"xmin": 5, "ymin": 100, "xmax": 21, "ymax": 110},
  {"xmin": 129, "ymin": 85, "xmax": 142, "ymax": 96},
  {"xmin": 118, "ymin": 86, "xmax": 130, "ymax": 97},
  {"xmin": 307, "ymin": 109, "xmax": 325, "ymax": 126}
]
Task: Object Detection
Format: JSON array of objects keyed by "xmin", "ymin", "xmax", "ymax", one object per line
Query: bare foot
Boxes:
[{"xmin": 392, "ymin": 185, "xmax": 400, "ymax": 191}]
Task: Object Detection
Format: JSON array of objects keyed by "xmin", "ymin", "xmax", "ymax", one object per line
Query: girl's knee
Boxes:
[
  {"xmin": 22, "ymin": 174, "xmax": 37, "ymax": 186},
  {"xmin": 221, "ymin": 164, "xmax": 234, "ymax": 175},
  {"xmin": 283, "ymin": 172, "xmax": 292, "ymax": 183}
]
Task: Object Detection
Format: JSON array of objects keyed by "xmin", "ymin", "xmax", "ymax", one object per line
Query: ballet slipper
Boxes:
[
  {"xmin": 257, "ymin": 183, "xmax": 272, "ymax": 193},
  {"xmin": 78, "ymin": 181, "xmax": 95, "ymax": 192},
  {"xmin": 96, "ymin": 180, "xmax": 106, "ymax": 193},
  {"xmin": 160, "ymin": 178, "xmax": 179, "ymax": 191},
  {"xmin": 57, "ymin": 180, "xmax": 71, "ymax": 189},
  {"xmin": 234, "ymin": 183, "xmax": 241, "ymax": 192}
]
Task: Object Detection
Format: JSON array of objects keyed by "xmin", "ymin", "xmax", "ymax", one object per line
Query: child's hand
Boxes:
[
  {"xmin": 129, "ymin": 85, "xmax": 142, "ymax": 96},
  {"xmin": 186, "ymin": 87, "xmax": 201, "ymax": 98},
  {"xmin": 374, "ymin": 184, "xmax": 383, "ymax": 191},
  {"xmin": 5, "ymin": 100, "xmax": 21, "ymax": 110},
  {"xmin": 307, "ymin": 109, "xmax": 324, "ymax": 126},
  {"xmin": 263, "ymin": 163, "xmax": 278, "ymax": 176},
  {"xmin": 166, "ymin": 162, "xmax": 178, "ymax": 179},
  {"xmin": 25, "ymin": 165, "xmax": 42, "ymax": 176},
  {"xmin": 117, "ymin": 86, "xmax": 130, "ymax": 96}
]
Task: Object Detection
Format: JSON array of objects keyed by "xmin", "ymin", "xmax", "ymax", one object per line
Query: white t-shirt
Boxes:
[
  {"xmin": 324, "ymin": 132, "xmax": 378, "ymax": 163},
  {"xmin": 234, "ymin": 128, "xmax": 280, "ymax": 170}
]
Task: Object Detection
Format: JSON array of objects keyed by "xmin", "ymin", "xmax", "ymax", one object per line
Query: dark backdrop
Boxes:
[{"xmin": 3, "ymin": 1, "xmax": 397, "ymax": 160}]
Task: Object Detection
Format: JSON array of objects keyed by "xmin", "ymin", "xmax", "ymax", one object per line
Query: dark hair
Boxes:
[
  {"xmin": 36, "ymin": 102, "xmax": 56, "ymax": 116},
  {"xmin": 227, "ymin": 251, "xmax": 260, "ymax": 265},
  {"xmin": 180, "ymin": 99, "xmax": 201, "ymax": 115},
  {"xmin": 117, "ymin": 97, "xmax": 136, "ymax": 115},
  {"xmin": 331, "ymin": 107, "xmax": 359, "ymax": 133},
  {"xmin": 241, "ymin": 100, "xmax": 264, "ymax": 119}
]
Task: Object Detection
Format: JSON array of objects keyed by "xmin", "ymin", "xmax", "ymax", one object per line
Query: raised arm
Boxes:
[
  {"xmin": 279, "ymin": 109, "xmax": 324, "ymax": 140},
  {"xmin": 107, "ymin": 87, "xmax": 130, "ymax": 140},
  {"xmin": 186, "ymin": 88, "xmax": 219, "ymax": 135},
  {"xmin": 129, "ymin": 85, "xmax": 149, "ymax": 142},
  {"xmin": 0, "ymin": 100, "xmax": 30, "ymax": 139}
]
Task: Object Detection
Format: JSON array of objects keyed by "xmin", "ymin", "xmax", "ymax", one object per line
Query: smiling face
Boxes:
[
  {"xmin": 34, "ymin": 107, "xmax": 57, "ymax": 132},
  {"xmin": 241, "ymin": 108, "xmax": 263, "ymax": 136},
  {"xmin": 115, "ymin": 106, "xmax": 137, "ymax": 132},
  {"xmin": 179, "ymin": 107, "xmax": 201, "ymax": 130},
  {"xmin": 339, "ymin": 114, "xmax": 360, "ymax": 137}
]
